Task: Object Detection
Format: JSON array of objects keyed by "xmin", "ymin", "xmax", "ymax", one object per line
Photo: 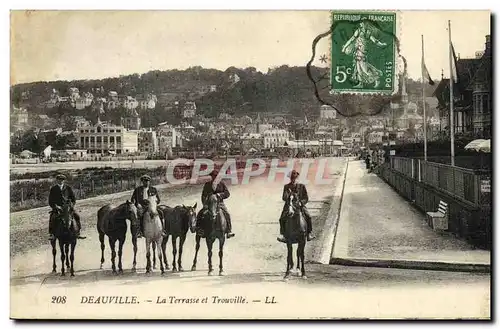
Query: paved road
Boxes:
[
  {"xmin": 333, "ymin": 160, "xmax": 491, "ymax": 265},
  {"xmin": 9, "ymin": 157, "xmax": 490, "ymax": 319}
]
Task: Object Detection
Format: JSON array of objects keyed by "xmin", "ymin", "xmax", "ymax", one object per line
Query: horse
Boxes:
[
  {"xmin": 191, "ymin": 194, "xmax": 228, "ymax": 276},
  {"xmin": 97, "ymin": 200, "xmax": 139, "ymax": 274},
  {"xmin": 283, "ymin": 192, "xmax": 308, "ymax": 280},
  {"xmin": 143, "ymin": 195, "xmax": 165, "ymax": 274},
  {"xmin": 157, "ymin": 203, "xmax": 197, "ymax": 272},
  {"xmin": 50, "ymin": 200, "xmax": 79, "ymax": 276}
]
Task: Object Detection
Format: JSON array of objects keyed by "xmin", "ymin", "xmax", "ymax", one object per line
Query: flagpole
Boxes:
[
  {"xmin": 422, "ymin": 35, "xmax": 428, "ymax": 162},
  {"xmin": 448, "ymin": 20, "xmax": 455, "ymax": 166}
]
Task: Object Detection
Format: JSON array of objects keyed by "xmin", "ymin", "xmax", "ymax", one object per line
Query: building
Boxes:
[
  {"xmin": 138, "ymin": 129, "xmax": 158, "ymax": 154},
  {"xmin": 182, "ymin": 102, "xmax": 197, "ymax": 118},
  {"xmin": 122, "ymin": 96, "xmax": 139, "ymax": 110},
  {"xmin": 122, "ymin": 115, "xmax": 141, "ymax": 131},
  {"xmin": 319, "ymin": 105, "xmax": 337, "ymax": 120},
  {"xmin": 138, "ymin": 94, "xmax": 157, "ymax": 110},
  {"xmin": 263, "ymin": 129, "xmax": 289, "ymax": 149},
  {"xmin": 239, "ymin": 133, "xmax": 264, "ymax": 152},
  {"xmin": 73, "ymin": 116, "xmax": 91, "ymax": 129},
  {"xmin": 10, "ymin": 106, "xmax": 29, "ymax": 126},
  {"xmin": 433, "ymin": 35, "xmax": 491, "ymax": 138},
  {"xmin": 77, "ymin": 121, "xmax": 138, "ymax": 154},
  {"xmin": 157, "ymin": 123, "xmax": 181, "ymax": 156},
  {"xmin": 74, "ymin": 92, "xmax": 94, "ymax": 110}
]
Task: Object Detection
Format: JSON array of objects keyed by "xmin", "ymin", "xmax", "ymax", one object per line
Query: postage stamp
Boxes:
[{"xmin": 330, "ymin": 11, "xmax": 398, "ymax": 95}]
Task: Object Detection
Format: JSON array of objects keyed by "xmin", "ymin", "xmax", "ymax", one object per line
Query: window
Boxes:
[
  {"xmin": 90, "ymin": 129, "xmax": 95, "ymax": 133},
  {"xmin": 80, "ymin": 137, "xmax": 84, "ymax": 145},
  {"xmin": 109, "ymin": 129, "xmax": 115, "ymax": 133},
  {"xmin": 90, "ymin": 136, "xmax": 95, "ymax": 143},
  {"xmin": 96, "ymin": 136, "xmax": 102, "ymax": 143},
  {"xmin": 80, "ymin": 130, "xmax": 84, "ymax": 133},
  {"xmin": 103, "ymin": 136, "xmax": 108, "ymax": 143},
  {"xmin": 85, "ymin": 137, "xmax": 89, "ymax": 144},
  {"xmin": 104, "ymin": 129, "xmax": 108, "ymax": 133},
  {"xmin": 116, "ymin": 129, "xmax": 121, "ymax": 133},
  {"xmin": 482, "ymin": 95, "xmax": 490, "ymax": 114},
  {"xmin": 85, "ymin": 130, "xmax": 89, "ymax": 133},
  {"xmin": 97, "ymin": 126, "xmax": 101, "ymax": 133},
  {"xmin": 110, "ymin": 136, "xmax": 115, "ymax": 143},
  {"xmin": 116, "ymin": 136, "xmax": 121, "ymax": 143}
]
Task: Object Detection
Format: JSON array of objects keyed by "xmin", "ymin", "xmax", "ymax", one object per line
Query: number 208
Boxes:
[{"xmin": 51, "ymin": 296, "xmax": 67, "ymax": 304}]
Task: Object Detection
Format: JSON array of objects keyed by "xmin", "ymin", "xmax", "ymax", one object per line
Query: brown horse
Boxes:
[
  {"xmin": 191, "ymin": 194, "xmax": 228, "ymax": 276},
  {"xmin": 157, "ymin": 203, "xmax": 197, "ymax": 272},
  {"xmin": 97, "ymin": 200, "xmax": 139, "ymax": 274},
  {"xmin": 50, "ymin": 200, "xmax": 79, "ymax": 276},
  {"xmin": 283, "ymin": 192, "xmax": 307, "ymax": 280}
]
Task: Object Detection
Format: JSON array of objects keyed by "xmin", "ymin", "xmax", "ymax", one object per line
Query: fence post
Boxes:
[
  {"xmin": 411, "ymin": 159, "xmax": 414, "ymax": 179},
  {"xmin": 92, "ymin": 180, "xmax": 95, "ymax": 193},
  {"xmin": 80, "ymin": 183, "xmax": 83, "ymax": 198},
  {"xmin": 34, "ymin": 187, "xmax": 37, "ymax": 201},
  {"xmin": 21, "ymin": 188, "xmax": 24, "ymax": 204}
]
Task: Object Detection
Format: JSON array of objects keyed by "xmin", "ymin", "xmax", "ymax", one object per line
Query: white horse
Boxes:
[{"xmin": 143, "ymin": 195, "xmax": 165, "ymax": 274}]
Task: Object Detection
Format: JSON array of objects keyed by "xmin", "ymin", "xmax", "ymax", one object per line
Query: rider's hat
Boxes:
[
  {"xmin": 55, "ymin": 173, "xmax": 66, "ymax": 180},
  {"xmin": 140, "ymin": 174, "xmax": 152, "ymax": 182}
]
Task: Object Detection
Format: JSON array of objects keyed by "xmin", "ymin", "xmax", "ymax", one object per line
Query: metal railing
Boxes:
[{"xmin": 390, "ymin": 156, "xmax": 481, "ymax": 205}]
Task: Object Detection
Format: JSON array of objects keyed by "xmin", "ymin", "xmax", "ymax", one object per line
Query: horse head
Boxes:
[
  {"xmin": 61, "ymin": 200, "xmax": 73, "ymax": 231},
  {"xmin": 125, "ymin": 200, "xmax": 139, "ymax": 229},
  {"xmin": 182, "ymin": 203, "xmax": 198, "ymax": 233},
  {"xmin": 287, "ymin": 193, "xmax": 301, "ymax": 217},
  {"xmin": 146, "ymin": 195, "xmax": 159, "ymax": 218},
  {"xmin": 207, "ymin": 194, "xmax": 220, "ymax": 222}
]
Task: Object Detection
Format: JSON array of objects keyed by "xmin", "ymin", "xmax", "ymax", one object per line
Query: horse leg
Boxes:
[
  {"xmin": 109, "ymin": 237, "xmax": 117, "ymax": 274},
  {"xmin": 145, "ymin": 239, "xmax": 152, "ymax": 274},
  {"xmin": 59, "ymin": 240, "xmax": 66, "ymax": 277},
  {"xmin": 152, "ymin": 241, "xmax": 157, "ymax": 269},
  {"xmin": 70, "ymin": 241, "xmax": 76, "ymax": 277},
  {"xmin": 161, "ymin": 236, "xmax": 169, "ymax": 270},
  {"xmin": 284, "ymin": 243, "xmax": 293, "ymax": 280},
  {"xmin": 300, "ymin": 240, "xmax": 307, "ymax": 279},
  {"xmin": 206, "ymin": 238, "xmax": 214, "ymax": 276},
  {"xmin": 156, "ymin": 238, "xmax": 165, "ymax": 275},
  {"xmin": 191, "ymin": 235, "xmax": 201, "ymax": 271},
  {"xmin": 295, "ymin": 245, "xmax": 300, "ymax": 274},
  {"xmin": 132, "ymin": 235, "xmax": 138, "ymax": 272},
  {"xmin": 51, "ymin": 239, "xmax": 57, "ymax": 273},
  {"xmin": 171, "ymin": 236, "xmax": 178, "ymax": 272},
  {"xmin": 218, "ymin": 237, "xmax": 225, "ymax": 276},
  {"xmin": 178, "ymin": 234, "xmax": 187, "ymax": 272},
  {"xmin": 118, "ymin": 237, "xmax": 125, "ymax": 274},
  {"xmin": 65, "ymin": 244, "xmax": 70, "ymax": 269},
  {"xmin": 99, "ymin": 233, "xmax": 105, "ymax": 269}
]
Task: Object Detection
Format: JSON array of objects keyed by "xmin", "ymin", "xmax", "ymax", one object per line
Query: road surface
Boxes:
[{"xmin": 9, "ymin": 157, "xmax": 490, "ymax": 319}]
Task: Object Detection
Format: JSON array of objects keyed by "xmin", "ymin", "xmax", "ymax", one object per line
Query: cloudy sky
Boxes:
[{"xmin": 10, "ymin": 10, "xmax": 490, "ymax": 85}]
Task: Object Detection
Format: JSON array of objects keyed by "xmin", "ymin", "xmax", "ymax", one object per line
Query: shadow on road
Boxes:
[{"xmin": 10, "ymin": 263, "xmax": 489, "ymax": 289}]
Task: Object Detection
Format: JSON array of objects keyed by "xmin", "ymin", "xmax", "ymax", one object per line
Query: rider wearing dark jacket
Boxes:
[
  {"xmin": 277, "ymin": 170, "xmax": 314, "ymax": 243},
  {"xmin": 48, "ymin": 174, "xmax": 85, "ymax": 240},
  {"xmin": 131, "ymin": 175, "xmax": 166, "ymax": 238},
  {"xmin": 197, "ymin": 170, "xmax": 235, "ymax": 239}
]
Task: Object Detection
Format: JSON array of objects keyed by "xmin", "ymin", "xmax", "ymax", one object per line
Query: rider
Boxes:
[
  {"xmin": 131, "ymin": 174, "xmax": 166, "ymax": 238},
  {"xmin": 48, "ymin": 174, "xmax": 86, "ymax": 240},
  {"xmin": 277, "ymin": 170, "xmax": 315, "ymax": 243},
  {"xmin": 197, "ymin": 169, "xmax": 235, "ymax": 239}
]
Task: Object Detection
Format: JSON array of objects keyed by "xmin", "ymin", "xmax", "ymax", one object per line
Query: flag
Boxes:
[
  {"xmin": 450, "ymin": 42, "xmax": 459, "ymax": 83},
  {"xmin": 421, "ymin": 59, "xmax": 435, "ymax": 85}
]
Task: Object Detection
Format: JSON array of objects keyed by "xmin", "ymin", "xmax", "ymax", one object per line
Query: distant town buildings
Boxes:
[{"xmin": 138, "ymin": 128, "xmax": 158, "ymax": 154}]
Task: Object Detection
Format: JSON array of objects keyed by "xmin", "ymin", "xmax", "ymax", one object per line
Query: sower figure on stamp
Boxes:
[
  {"xmin": 131, "ymin": 175, "xmax": 166, "ymax": 238},
  {"xmin": 48, "ymin": 174, "xmax": 86, "ymax": 240},
  {"xmin": 277, "ymin": 170, "xmax": 315, "ymax": 243},
  {"xmin": 196, "ymin": 170, "xmax": 235, "ymax": 239}
]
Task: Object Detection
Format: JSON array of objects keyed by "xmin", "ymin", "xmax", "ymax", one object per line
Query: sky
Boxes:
[{"xmin": 10, "ymin": 10, "xmax": 491, "ymax": 85}]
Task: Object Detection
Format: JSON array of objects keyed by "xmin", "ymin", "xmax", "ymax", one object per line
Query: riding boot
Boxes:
[
  {"xmin": 137, "ymin": 216, "xmax": 144, "ymax": 238},
  {"xmin": 48, "ymin": 212, "xmax": 56, "ymax": 240},
  {"xmin": 302, "ymin": 207, "xmax": 315, "ymax": 241},
  {"xmin": 73, "ymin": 212, "xmax": 86, "ymax": 239},
  {"xmin": 277, "ymin": 210, "xmax": 287, "ymax": 243},
  {"xmin": 220, "ymin": 204, "xmax": 235, "ymax": 238},
  {"xmin": 158, "ymin": 210, "xmax": 167, "ymax": 237}
]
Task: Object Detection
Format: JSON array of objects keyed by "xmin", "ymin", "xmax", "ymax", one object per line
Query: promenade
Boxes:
[{"xmin": 332, "ymin": 160, "xmax": 490, "ymax": 269}]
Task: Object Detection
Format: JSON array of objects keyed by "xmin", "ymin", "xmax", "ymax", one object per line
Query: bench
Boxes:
[{"xmin": 426, "ymin": 200, "xmax": 448, "ymax": 231}]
